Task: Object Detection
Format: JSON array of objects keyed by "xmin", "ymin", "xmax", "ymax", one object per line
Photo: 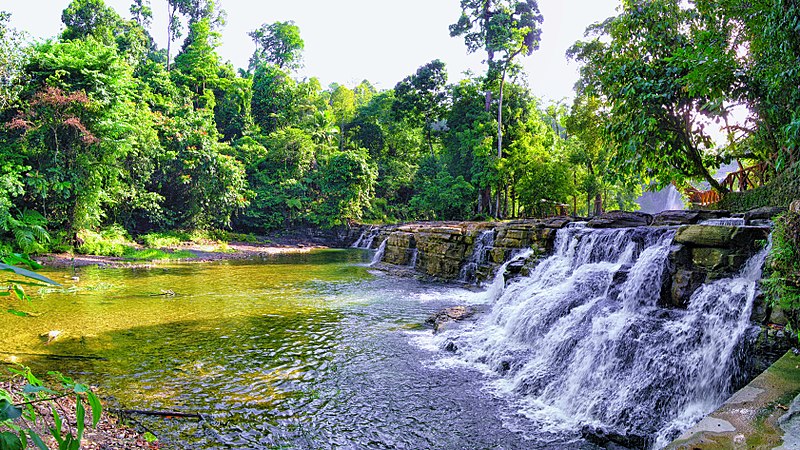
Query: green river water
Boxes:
[{"xmin": 0, "ymin": 250, "xmax": 579, "ymax": 449}]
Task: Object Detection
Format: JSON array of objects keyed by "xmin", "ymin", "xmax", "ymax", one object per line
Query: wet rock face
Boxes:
[
  {"xmin": 651, "ymin": 209, "xmax": 730, "ymax": 226},
  {"xmin": 744, "ymin": 206, "xmax": 787, "ymax": 222},
  {"xmin": 663, "ymin": 225, "xmax": 770, "ymax": 307},
  {"xmin": 587, "ymin": 211, "xmax": 653, "ymax": 228}
]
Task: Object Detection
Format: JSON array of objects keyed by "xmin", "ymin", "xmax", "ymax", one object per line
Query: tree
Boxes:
[
  {"xmin": 9, "ymin": 37, "xmax": 168, "ymax": 237},
  {"xmin": 251, "ymin": 64, "xmax": 299, "ymax": 135},
  {"xmin": 130, "ymin": 0, "xmax": 153, "ymax": 28},
  {"xmin": 165, "ymin": 0, "xmax": 225, "ymax": 71},
  {"xmin": 61, "ymin": 0, "xmax": 121, "ymax": 45},
  {"xmin": 173, "ymin": 18, "xmax": 221, "ymax": 109},
  {"xmin": 569, "ymin": 0, "xmax": 733, "ymax": 193},
  {"xmin": 450, "ymin": 0, "xmax": 544, "ymax": 216},
  {"xmin": 392, "ymin": 59, "xmax": 449, "ymax": 155},
  {"xmin": 248, "ymin": 21, "xmax": 304, "ymax": 71},
  {"xmin": 0, "ymin": 11, "xmax": 26, "ymax": 111}
]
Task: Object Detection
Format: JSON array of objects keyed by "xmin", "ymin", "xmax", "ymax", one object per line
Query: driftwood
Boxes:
[
  {"xmin": 110, "ymin": 408, "xmax": 205, "ymax": 420},
  {"xmin": 0, "ymin": 351, "xmax": 108, "ymax": 361}
]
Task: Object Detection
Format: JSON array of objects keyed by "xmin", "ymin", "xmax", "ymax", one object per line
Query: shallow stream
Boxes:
[{"xmin": 0, "ymin": 250, "xmax": 593, "ymax": 449}]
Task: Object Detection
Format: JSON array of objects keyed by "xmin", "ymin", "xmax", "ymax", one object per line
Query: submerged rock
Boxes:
[
  {"xmin": 426, "ymin": 306, "xmax": 475, "ymax": 333},
  {"xmin": 580, "ymin": 425, "xmax": 651, "ymax": 449}
]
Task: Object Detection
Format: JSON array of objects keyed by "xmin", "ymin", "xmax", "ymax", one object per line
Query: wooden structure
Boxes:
[{"xmin": 686, "ymin": 162, "xmax": 769, "ymax": 206}]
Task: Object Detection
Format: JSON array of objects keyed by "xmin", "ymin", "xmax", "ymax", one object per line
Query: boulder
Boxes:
[
  {"xmin": 674, "ymin": 225, "xmax": 769, "ymax": 249},
  {"xmin": 745, "ymin": 206, "xmax": 787, "ymax": 221},
  {"xmin": 581, "ymin": 425, "xmax": 651, "ymax": 449},
  {"xmin": 426, "ymin": 306, "xmax": 475, "ymax": 333},
  {"xmin": 651, "ymin": 209, "xmax": 730, "ymax": 226},
  {"xmin": 587, "ymin": 211, "xmax": 653, "ymax": 228}
]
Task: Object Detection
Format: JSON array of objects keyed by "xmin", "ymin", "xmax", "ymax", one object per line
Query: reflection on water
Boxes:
[{"xmin": 0, "ymin": 249, "xmax": 589, "ymax": 449}]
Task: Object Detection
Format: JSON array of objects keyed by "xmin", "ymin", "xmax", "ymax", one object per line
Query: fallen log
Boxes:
[{"xmin": 110, "ymin": 408, "xmax": 206, "ymax": 420}]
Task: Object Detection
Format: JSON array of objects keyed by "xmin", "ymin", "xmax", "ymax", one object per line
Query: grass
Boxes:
[{"xmin": 122, "ymin": 248, "xmax": 196, "ymax": 261}]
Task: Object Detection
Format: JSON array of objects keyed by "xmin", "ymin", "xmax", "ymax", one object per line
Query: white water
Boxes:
[
  {"xmin": 352, "ymin": 227, "xmax": 381, "ymax": 249},
  {"xmin": 370, "ymin": 238, "xmax": 388, "ymax": 266},
  {"xmin": 700, "ymin": 218, "xmax": 746, "ymax": 226},
  {"xmin": 459, "ymin": 230, "xmax": 495, "ymax": 283},
  {"xmin": 434, "ymin": 226, "xmax": 768, "ymax": 447}
]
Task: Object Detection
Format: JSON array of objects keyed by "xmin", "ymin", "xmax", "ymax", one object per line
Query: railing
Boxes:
[{"xmin": 685, "ymin": 162, "xmax": 769, "ymax": 206}]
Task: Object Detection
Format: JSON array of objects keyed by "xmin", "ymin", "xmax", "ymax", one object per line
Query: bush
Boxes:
[
  {"xmin": 763, "ymin": 211, "xmax": 800, "ymax": 330},
  {"xmin": 76, "ymin": 225, "xmax": 135, "ymax": 257}
]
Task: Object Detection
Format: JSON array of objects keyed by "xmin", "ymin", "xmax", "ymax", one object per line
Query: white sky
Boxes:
[{"xmin": 4, "ymin": 0, "xmax": 620, "ymax": 102}]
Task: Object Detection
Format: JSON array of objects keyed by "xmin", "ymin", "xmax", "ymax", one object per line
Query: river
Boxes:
[{"xmin": 0, "ymin": 249, "xmax": 593, "ymax": 449}]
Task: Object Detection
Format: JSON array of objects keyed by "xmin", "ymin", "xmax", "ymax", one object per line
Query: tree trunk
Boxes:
[{"xmin": 594, "ymin": 193, "xmax": 603, "ymax": 216}]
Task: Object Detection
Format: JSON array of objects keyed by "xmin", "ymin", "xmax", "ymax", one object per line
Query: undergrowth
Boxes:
[{"xmin": 763, "ymin": 211, "xmax": 800, "ymax": 332}]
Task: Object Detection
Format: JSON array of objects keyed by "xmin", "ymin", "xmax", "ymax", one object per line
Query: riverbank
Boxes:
[
  {"xmin": 36, "ymin": 241, "xmax": 329, "ymax": 269},
  {"xmin": 0, "ymin": 376, "xmax": 157, "ymax": 449}
]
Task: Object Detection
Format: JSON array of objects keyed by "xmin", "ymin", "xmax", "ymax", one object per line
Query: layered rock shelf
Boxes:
[{"xmin": 348, "ymin": 209, "xmax": 788, "ymax": 332}]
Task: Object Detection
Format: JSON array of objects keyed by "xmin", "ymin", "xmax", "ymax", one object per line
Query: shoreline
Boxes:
[{"xmin": 36, "ymin": 242, "xmax": 332, "ymax": 269}]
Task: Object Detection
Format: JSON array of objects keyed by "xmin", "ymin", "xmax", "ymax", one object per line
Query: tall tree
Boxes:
[
  {"xmin": 248, "ymin": 21, "xmax": 304, "ymax": 71},
  {"xmin": 0, "ymin": 11, "xmax": 25, "ymax": 111},
  {"xmin": 130, "ymin": 0, "xmax": 153, "ymax": 28},
  {"xmin": 392, "ymin": 59, "xmax": 449, "ymax": 155},
  {"xmin": 61, "ymin": 0, "xmax": 121, "ymax": 45},
  {"xmin": 165, "ymin": 0, "xmax": 225, "ymax": 71},
  {"xmin": 450, "ymin": 0, "xmax": 543, "ymax": 216}
]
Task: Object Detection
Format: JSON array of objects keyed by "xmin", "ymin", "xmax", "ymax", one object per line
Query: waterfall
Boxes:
[
  {"xmin": 352, "ymin": 226, "xmax": 381, "ymax": 249},
  {"xmin": 459, "ymin": 230, "xmax": 495, "ymax": 283},
  {"xmin": 700, "ymin": 218, "xmax": 746, "ymax": 226},
  {"xmin": 408, "ymin": 248, "xmax": 418, "ymax": 268},
  {"xmin": 370, "ymin": 238, "xmax": 388, "ymax": 266},
  {"xmin": 443, "ymin": 226, "xmax": 768, "ymax": 447}
]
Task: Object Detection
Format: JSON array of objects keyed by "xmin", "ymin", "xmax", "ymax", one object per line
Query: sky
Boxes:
[{"xmin": 4, "ymin": 0, "xmax": 620, "ymax": 103}]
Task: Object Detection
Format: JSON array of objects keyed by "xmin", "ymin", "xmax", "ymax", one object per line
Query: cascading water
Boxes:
[
  {"xmin": 700, "ymin": 217, "xmax": 746, "ymax": 226},
  {"xmin": 458, "ymin": 230, "xmax": 495, "ymax": 283},
  {"xmin": 439, "ymin": 226, "xmax": 768, "ymax": 448},
  {"xmin": 370, "ymin": 238, "xmax": 388, "ymax": 266},
  {"xmin": 352, "ymin": 226, "xmax": 381, "ymax": 249}
]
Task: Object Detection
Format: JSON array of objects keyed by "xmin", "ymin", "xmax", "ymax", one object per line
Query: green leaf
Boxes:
[
  {"xmin": 75, "ymin": 397, "xmax": 85, "ymax": 443},
  {"xmin": 0, "ymin": 399, "xmax": 22, "ymax": 421},
  {"xmin": 86, "ymin": 391, "xmax": 102, "ymax": 427},
  {"xmin": 11, "ymin": 285, "xmax": 25, "ymax": 301},
  {"xmin": 22, "ymin": 384, "xmax": 57, "ymax": 395},
  {"xmin": 143, "ymin": 432, "xmax": 158, "ymax": 443},
  {"xmin": 0, "ymin": 431, "xmax": 23, "ymax": 450},
  {"xmin": 0, "ymin": 264, "xmax": 60, "ymax": 286},
  {"xmin": 6, "ymin": 309, "xmax": 30, "ymax": 317},
  {"xmin": 27, "ymin": 430, "xmax": 48, "ymax": 450},
  {"xmin": 51, "ymin": 406, "xmax": 63, "ymax": 444}
]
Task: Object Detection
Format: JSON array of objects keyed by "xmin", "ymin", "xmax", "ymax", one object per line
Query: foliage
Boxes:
[
  {"xmin": 248, "ymin": 21, "xmax": 304, "ymax": 71},
  {"xmin": 76, "ymin": 225, "xmax": 134, "ymax": 257},
  {"xmin": 0, "ymin": 367, "xmax": 102, "ymax": 450},
  {"xmin": 0, "ymin": 11, "xmax": 26, "ymax": 111},
  {"xmin": 569, "ymin": 0, "xmax": 731, "ymax": 193},
  {"xmin": 763, "ymin": 211, "xmax": 800, "ymax": 330}
]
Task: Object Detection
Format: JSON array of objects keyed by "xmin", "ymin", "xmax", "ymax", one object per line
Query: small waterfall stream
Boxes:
[
  {"xmin": 459, "ymin": 230, "xmax": 495, "ymax": 283},
  {"xmin": 438, "ymin": 226, "xmax": 768, "ymax": 448},
  {"xmin": 352, "ymin": 226, "xmax": 381, "ymax": 249},
  {"xmin": 370, "ymin": 238, "xmax": 388, "ymax": 266}
]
